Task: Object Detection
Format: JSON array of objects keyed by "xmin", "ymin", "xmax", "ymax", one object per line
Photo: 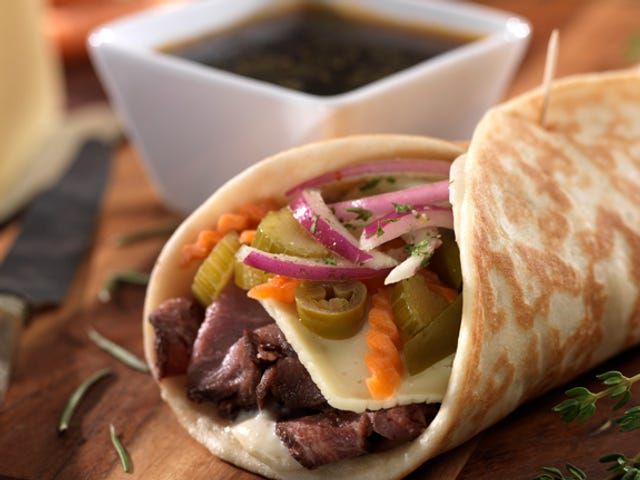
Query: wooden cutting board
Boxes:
[{"xmin": 1, "ymin": 1, "xmax": 640, "ymax": 479}]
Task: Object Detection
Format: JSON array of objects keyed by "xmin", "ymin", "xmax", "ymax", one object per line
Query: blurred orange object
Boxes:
[{"xmin": 46, "ymin": 0, "xmax": 184, "ymax": 60}]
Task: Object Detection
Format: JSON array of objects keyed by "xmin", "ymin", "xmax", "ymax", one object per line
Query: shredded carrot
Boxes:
[
  {"xmin": 364, "ymin": 289, "xmax": 404, "ymax": 399},
  {"xmin": 239, "ymin": 230, "xmax": 256, "ymax": 245},
  {"xmin": 180, "ymin": 199, "xmax": 278, "ymax": 267},
  {"xmin": 247, "ymin": 275, "xmax": 300, "ymax": 304}
]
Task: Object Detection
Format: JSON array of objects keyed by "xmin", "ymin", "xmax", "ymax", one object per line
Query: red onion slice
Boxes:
[
  {"xmin": 290, "ymin": 190, "xmax": 397, "ymax": 268},
  {"xmin": 285, "ymin": 159, "xmax": 451, "ymax": 196},
  {"xmin": 360, "ymin": 206, "xmax": 453, "ymax": 250},
  {"xmin": 237, "ymin": 246, "xmax": 389, "ymax": 280},
  {"xmin": 384, "ymin": 229, "xmax": 442, "ymax": 285},
  {"xmin": 330, "ymin": 180, "xmax": 450, "ymax": 222}
]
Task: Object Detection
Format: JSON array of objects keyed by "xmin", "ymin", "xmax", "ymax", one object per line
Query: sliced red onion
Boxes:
[
  {"xmin": 360, "ymin": 206, "xmax": 453, "ymax": 251},
  {"xmin": 285, "ymin": 159, "xmax": 451, "ymax": 196},
  {"xmin": 330, "ymin": 180, "xmax": 450, "ymax": 222},
  {"xmin": 237, "ymin": 246, "xmax": 389, "ymax": 280},
  {"xmin": 290, "ymin": 190, "xmax": 397, "ymax": 268},
  {"xmin": 384, "ymin": 229, "xmax": 442, "ymax": 285}
]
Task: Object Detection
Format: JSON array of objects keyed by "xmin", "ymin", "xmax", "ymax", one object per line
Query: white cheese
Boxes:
[
  {"xmin": 261, "ymin": 300, "xmax": 453, "ymax": 413},
  {"xmin": 228, "ymin": 411, "xmax": 301, "ymax": 471}
]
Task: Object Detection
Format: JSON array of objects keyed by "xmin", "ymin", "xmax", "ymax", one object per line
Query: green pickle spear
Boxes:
[
  {"xmin": 391, "ymin": 275, "xmax": 449, "ymax": 342},
  {"xmin": 429, "ymin": 229, "xmax": 462, "ymax": 290},
  {"xmin": 253, "ymin": 208, "xmax": 329, "ymax": 258},
  {"xmin": 192, "ymin": 232, "xmax": 240, "ymax": 306},
  {"xmin": 403, "ymin": 294, "xmax": 462, "ymax": 375},
  {"xmin": 295, "ymin": 281, "xmax": 367, "ymax": 340}
]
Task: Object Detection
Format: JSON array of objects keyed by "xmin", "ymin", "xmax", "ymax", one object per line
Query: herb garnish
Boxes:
[
  {"xmin": 376, "ymin": 225, "xmax": 385, "ymax": 237},
  {"xmin": 58, "ymin": 368, "xmax": 113, "ymax": 433},
  {"xmin": 88, "ymin": 329, "xmax": 149, "ymax": 373},
  {"xmin": 359, "ymin": 178, "xmax": 381, "ymax": 192},
  {"xmin": 110, "ymin": 424, "xmax": 133, "ymax": 474},
  {"xmin": 322, "ymin": 256, "xmax": 337, "ymax": 265},
  {"xmin": 393, "ymin": 203, "xmax": 413, "ymax": 213},
  {"xmin": 553, "ymin": 371, "xmax": 640, "ymax": 425},
  {"xmin": 346, "ymin": 207, "xmax": 373, "ymax": 222},
  {"xmin": 310, "ymin": 215, "xmax": 319, "ymax": 234},
  {"xmin": 113, "ymin": 220, "xmax": 180, "ymax": 247},
  {"xmin": 535, "ymin": 454, "xmax": 640, "ymax": 480},
  {"xmin": 386, "ymin": 176, "xmax": 396, "ymax": 184},
  {"xmin": 534, "ymin": 464, "xmax": 586, "ymax": 480},
  {"xmin": 99, "ymin": 270, "xmax": 150, "ymax": 303}
]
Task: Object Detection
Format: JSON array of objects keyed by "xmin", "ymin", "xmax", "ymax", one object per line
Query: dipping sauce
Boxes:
[{"xmin": 161, "ymin": 5, "xmax": 476, "ymax": 96}]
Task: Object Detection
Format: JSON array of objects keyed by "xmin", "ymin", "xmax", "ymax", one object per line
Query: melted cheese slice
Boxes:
[{"xmin": 261, "ymin": 300, "xmax": 453, "ymax": 413}]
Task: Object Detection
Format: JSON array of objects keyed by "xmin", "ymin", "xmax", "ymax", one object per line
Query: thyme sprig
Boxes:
[
  {"xmin": 534, "ymin": 464, "xmax": 586, "ymax": 480},
  {"xmin": 98, "ymin": 270, "xmax": 150, "ymax": 303},
  {"xmin": 553, "ymin": 371, "xmax": 640, "ymax": 425}
]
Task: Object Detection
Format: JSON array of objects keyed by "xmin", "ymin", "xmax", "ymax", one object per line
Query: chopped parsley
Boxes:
[
  {"xmin": 386, "ymin": 176, "xmax": 396, "ymax": 184},
  {"xmin": 310, "ymin": 215, "xmax": 318, "ymax": 234},
  {"xmin": 346, "ymin": 207, "xmax": 373, "ymax": 222},
  {"xmin": 359, "ymin": 178, "xmax": 381, "ymax": 192},
  {"xmin": 322, "ymin": 256, "xmax": 337, "ymax": 265},
  {"xmin": 376, "ymin": 224, "xmax": 385, "ymax": 237},
  {"xmin": 392, "ymin": 202, "xmax": 413, "ymax": 214}
]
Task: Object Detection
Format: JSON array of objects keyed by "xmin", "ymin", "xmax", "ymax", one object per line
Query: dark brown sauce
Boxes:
[{"xmin": 161, "ymin": 5, "xmax": 478, "ymax": 96}]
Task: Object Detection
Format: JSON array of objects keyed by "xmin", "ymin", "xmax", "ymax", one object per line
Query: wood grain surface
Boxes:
[{"xmin": 1, "ymin": 1, "xmax": 640, "ymax": 479}]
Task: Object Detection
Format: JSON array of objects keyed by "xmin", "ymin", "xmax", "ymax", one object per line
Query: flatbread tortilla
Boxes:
[{"xmin": 143, "ymin": 69, "xmax": 640, "ymax": 479}]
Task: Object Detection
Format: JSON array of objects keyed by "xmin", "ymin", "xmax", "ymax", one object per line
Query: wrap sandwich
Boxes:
[{"xmin": 143, "ymin": 68, "xmax": 640, "ymax": 479}]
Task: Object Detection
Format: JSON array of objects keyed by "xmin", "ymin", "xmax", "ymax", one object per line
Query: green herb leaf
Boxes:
[
  {"xmin": 310, "ymin": 215, "xmax": 319, "ymax": 234},
  {"xmin": 58, "ymin": 368, "xmax": 113, "ymax": 433},
  {"xmin": 346, "ymin": 207, "xmax": 373, "ymax": 222},
  {"xmin": 113, "ymin": 220, "xmax": 180, "ymax": 247},
  {"xmin": 110, "ymin": 424, "xmax": 133, "ymax": 474},
  {"xmin": 533, "ymin": 464, "xmax": 587, "ymax": 480},
  {"xmin": 88, "ymin": 329, "xmax": 150, "ymax": 373},
  {"xmin": 322, "ymin": 256, "xmax": 337, "ymax": 265},
  {"xmin": 386, "ymin": 176, "xmax": 396, "ymax": 184},
  {"xmin": 392, "ymin": 202, "xmax": 413, "ymax": 213},
  {"xmin": 376, "ymin": 224, "xmax": 385, "ymax": 237},
  {"xmin": 359, "ymin": 178, "xmax": 381, "ymax": 192},
  {"xmin": 616, "ymin": 406, "xmax": 640, "ymax": 432},
  {"xmin": 99, "ymin": 270, "xmax": 150, "ymax": 303}
]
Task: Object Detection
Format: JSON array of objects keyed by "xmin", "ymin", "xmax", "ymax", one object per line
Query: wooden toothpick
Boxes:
[{"xmin": 539, "ymin": 29, "xmax": 559, "ymax": 127}]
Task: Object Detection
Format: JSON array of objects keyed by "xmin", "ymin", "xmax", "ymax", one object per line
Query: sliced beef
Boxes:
[
  {"xmin": 250, "ymin": 323, "xmax": 294, "ymax": 364},
  {"xmin": 276, "ymin": 411, "xmax": 372, "ymax": 469},
  {"xmin": 187, "ymin": 284, "xmax": 273, "ymax": 416},
  {"xmin": 148, "ymin": 297, "xmax": 204, "ymax": 378},
  {"xmin": 256, "ymin": 357, "xmax": 328, "ymax": 414},
  {"xmin": 368, "ymin": 404, "xmax": 439, "ymax": 451},
  {"xmin": 188, "ymin": 331, "xmax": 262, "ymax": 417}
]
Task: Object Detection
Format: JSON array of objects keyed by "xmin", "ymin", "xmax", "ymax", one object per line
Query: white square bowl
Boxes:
[{"xmin": 89, "ymin": 0, "xmax": 530, "ymax": 213}]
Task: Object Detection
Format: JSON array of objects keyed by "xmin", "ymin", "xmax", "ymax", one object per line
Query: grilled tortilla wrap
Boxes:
[{"xmin": 143, "ymin": 69, "xmax": 640, "ymax": 479}]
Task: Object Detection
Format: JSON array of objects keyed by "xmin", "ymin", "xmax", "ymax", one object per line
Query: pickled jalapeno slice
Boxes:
[
  {"xmin": 252, "ymin": 208, "xmax": 329, "ymax": 258},
  {"xmin": 192, "ymin": 232, "xmax": 240, "ymax": 306},
  {"xmin": 390, "ymin": 275, "xmax": 449, "ymax": 342},
  {"xmin": 403, "ymin": 294, "xmax": 462, "ymax": 375},
  {"xmin": 429, "ymin": 229, "xmax": 462, "ymax": 290},
  {"xmin": 295, "ymin": 280, "xmax": 367, "ymax": 339}
]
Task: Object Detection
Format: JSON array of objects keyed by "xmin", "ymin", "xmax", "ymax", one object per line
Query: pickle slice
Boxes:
[
  {"xmin": 429, "ymin": 229, "xmax": 462, "ymax": 290},
  {"xmin": 403, "ymin": 294, "xmax": 462, "ymax": 375},
  {"xmin": 390, "ymin": 275, "xmax": 449, "ymax": 342},
  {"xmin": 234, "ymin": 261, "xmax": 270, "ymax": 290},
  {"xmin": 192, "ymin": 232, "xmax": 240, "ymax": 306},
  {"xmin": 295, "ymin": 280, "xmax": 367, "ymax": 339},
  {"xmin": 253, "ymin": 208, "xmax": 329, "ymax": 258}
]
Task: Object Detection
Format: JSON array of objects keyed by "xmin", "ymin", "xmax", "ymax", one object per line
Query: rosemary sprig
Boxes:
[
  {"xmin": 112, "ymin": 220, "xmax": 180, "ymax": 247},
  {"xmin": 88, "ymin": 328, "xmax": 149, "ymax": 373},
  {"xmin": 110, "ymin": 424, "xmax": 133, "ymax": 474},
  {"xmin": 98, "ymin": 270, "xmax": 150, "ymax": 303},
  {"xmin": 58, "ymin": 368, "xmax": 113, "ymax": 433},
  {"xmin": 533, "ymin": 464, "xmax": 586, "ymax": 480},
  {"xmin": 553, "ymin": 371, "xmax": 640, "ymax": 424}
]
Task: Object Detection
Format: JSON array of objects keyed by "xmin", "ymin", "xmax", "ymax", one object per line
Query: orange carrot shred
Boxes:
[
  {"xmin": 247, "ymin": 275, "xmax": 300, "ymax": 304},
  {"xmin": 364, "ymin": 289, "xmax": 404, "ymax": 400},
  {"xmin": 239, "ymin": 230, "xmax": 256, "ymax": 245},
  {"xmin": 217, "ymin": 213, "xmax": 250, "ymax": 234}
]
